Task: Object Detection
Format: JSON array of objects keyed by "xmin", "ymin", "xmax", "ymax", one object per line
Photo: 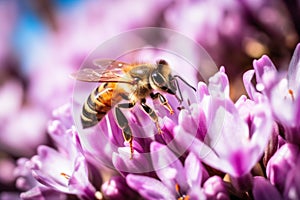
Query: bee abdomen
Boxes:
[{"xmin": 81, "ymin": 86, "xmax": 112, "ymax": 129}]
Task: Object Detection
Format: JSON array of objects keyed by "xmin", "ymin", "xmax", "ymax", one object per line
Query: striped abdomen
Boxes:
[{"xmin": 81, "ymin": 83, "xmax": 117, "ymax": 129}]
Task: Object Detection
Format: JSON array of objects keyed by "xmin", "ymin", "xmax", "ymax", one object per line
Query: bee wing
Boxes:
[
  {"xmin": 71, "ymin": 68, "xmax": 132, "ymax": 83},
  {"xmin": 93, "ymin": 59, "xmax": 115, "ymax": 68},
  {"xmin": 93, "ymin": 59, "xmax": 132, "ymax": 71}
]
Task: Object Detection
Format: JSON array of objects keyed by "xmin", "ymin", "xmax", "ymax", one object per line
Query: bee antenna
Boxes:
[{"xmin": 173, "ymin": 75, "xmax": 196, "ymax": 92}]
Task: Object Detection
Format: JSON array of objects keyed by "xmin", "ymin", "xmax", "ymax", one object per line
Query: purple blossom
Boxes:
[
  {"xmin": 126, "ymin": 142, "xmax": 212, "ymax": 200},
  {"xmin": 76, "ymin": 85, "xmax": 184, "ymax": 174},
  {"xmin": 0, "ymin": 80, "xmax": 47, "ymax": 156},
  {"xmin": 252, "ymin": 176, "xmax": 282, "ymax": 200},
  {"xmin": 267, "ymin": 143, "xmax": 300, "ymax": 194},
  {"xmin": 164, "ymin": 0, "xmax": 298, "ymax": 79},
  {"xmin": 26, "ymin": 104, "xmax": 97, "ymax": 199},
  {"xmin": 14, "ymin": 158, "xmax": 38, "ymax": 191},
  {"xmin": 203, "ymin": 176, "xmax": 230, "ymax": 200},
  {"xmin": 0, "ymin": 192, "xmax": 21, "ymax": 200},
  {"xmin": 101, "ymin": 176, "xmax": 139, "ymax": 200},
  {"xmin": 20, "ymin": 187, "xmax": 66, "ymax": 200},
  {"xmin": 245, "ymin": 43, "xmax": 300, "ymax": 145},
  {"xmin": 13, "ymin": 158, "xmax": 67, "ymax": 200},
  {"xmin": 174, "ymin": 67, "xmax": 273, "ymax": 180},
  {"xmin": 0, "ymin": 157, "xmax": 16, "ymax": 185},
  {"xmin": 1, "ymin": 1, "xmax": 300, "ymax": 199},
  {"xmin": 283, "ymin": 161, "xmax": 300, "ymax": 200}
]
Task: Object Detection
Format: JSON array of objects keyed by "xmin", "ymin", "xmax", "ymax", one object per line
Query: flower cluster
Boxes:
[
  {"xmin": 1, "ymin": 0, "xmax": 298, "ymax": 160},
  {"xmin": 0, "ymin": 1, "xmax": 300, "ymax": 199},
  {"xmin": 5, "ymin": 43, "xmax": 299, "ymax": 200}
]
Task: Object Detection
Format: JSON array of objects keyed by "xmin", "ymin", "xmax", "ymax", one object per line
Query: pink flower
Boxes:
[
  {"xmin": 244, "ymin": 43, "xmax": 300, "ymax": 145},
  {"xmin": 126, "ymin": 142, "xmax": 211, "ymax": 200},
  {"xmin": 175, "ymin": 67, "xmax": 273, "ymax": 179}
]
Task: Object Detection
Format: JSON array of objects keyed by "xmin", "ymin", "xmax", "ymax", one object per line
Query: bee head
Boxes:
[{"xmin": 151, "ymin": 59, "xmax": 177, "ymax": 95}]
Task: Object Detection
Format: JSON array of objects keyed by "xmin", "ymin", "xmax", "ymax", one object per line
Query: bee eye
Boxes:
[{"xmin": 152, "ymin": 72, "xmax": 165, "ymax": 86}]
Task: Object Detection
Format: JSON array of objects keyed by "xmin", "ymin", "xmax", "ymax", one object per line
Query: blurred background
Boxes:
[{"xmin": 0, "ymin": 0, "xmax": 299, "ymax": 196}]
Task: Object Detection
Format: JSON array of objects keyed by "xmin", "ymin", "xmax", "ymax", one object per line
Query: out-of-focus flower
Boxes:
[
  {"xmin": 1, "ymin": 0, "xmax": 299, "ymax": 199},
  {"xmin": 245, "ymin": 43, "xmax": 300, "ymax": 145},
  {"xmin": 164, "ymin": 0, "xmax": 298, "ymax": 82},
  {"xmin": 0, "ymin": 192, "xmax": 21, "ymax": 200},
  {"xmin": 13, "ymin": 157, "xmax": 67, "ymax": 200},
  {"xmin": 0, "ymin": 157, "xmax": 16, "ymax": 185},
  {"xmin": 26, "ymin": 104, "xmax": 97, "ymax": 199},
  {"xmin": 283, "ymin": 161, "xmax": 300, "ymax": 200},
  {"xmin": 20, "ymin": 186, "xmax": 67, "ymax": 200},
  {"xmin": 267, "ymin": 143, "xmax": 300, "ymax": 194},
  {"xmin": 30, "ymin": 145, "xmax": 95, "ymax": 198},
  {"xmin": 14, "ymin": 158, "xmax": 38, "ymax": 191},
  {"xmin": 174, "ymin": 67, "xmax": 273, "ymax": 186},
  {"xmin": 203, "ymin": 176, "xmax": 230, "ymax": 200},
  {"xmin": 0, "ymin": 0, "xmax": 18, "ymax": 68},
  {"xmin": 252, "ymin": 176, "xmax": 282, "ymax": 200},
  {"xmin": 101, "ymin": 176, "xmax": 139, "ymax": 200},
  {"xmin": 126, "ymin": 142, "xmax": 211, "ymax": 200},
  {"xmin": 0, "ymin": 80, "xmax": 48, "ymax": 156}
]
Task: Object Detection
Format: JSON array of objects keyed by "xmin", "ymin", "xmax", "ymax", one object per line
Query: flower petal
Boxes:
[
  {"xmin": 30, "ymin": 146, "xmax": 73, "ymax": 193},
  {"xmin": 253, "ymin": 55, "xmax": 277, "ymax": 89},
  {"xmin": 197, "ymin": 81, "xmax": 209, "ymax": 102},
  {"xmin": 69, "ymin": 156, "xmax": 96, "ymax": 199},
  {"xmin": 283, "ymin": 163, "xmax": 300, "ymax": 200},
  {"xmin": 266, "ymin": 143, "xmax": 300, "ymax": 192},
  {"xmin": 287, "ymin": 43, "xmax": 300, "ymax": 92},
  {"xmin": 112, "ymin": 147, "xmax": 152, "ymax": 174},
  {"xmin": 150, "ymin": 142, "xmax": 187, "ymax": 193},
  {"xmin": 126, "ymin": 174, "xmax": 175, "ymax": 200},
  {"xmin": 174, "ymin": 126, "xmax": 231, "ymax": 175},
  {"xmin": 20, "ymin": 186, "xmax": 67, "ymax": 200},
  {"xmin": 208, "ymin": 66, "xmax": 229, "ymax": 99},
  {"xmin": 20, "ymin": 186, "xmax": 66, "ymax": 200},
  {"xmin": 203, "ymin": 176, "xmax": 230, "ymax": 200},
  {"xmin": 252, "ymin": 177, "xmax": 282, "ymax": 200},
  {"xmin": 243, "ymin": 69, "xmax": 260, "ymax": 101},
  {"xmin": 184, "ymin": 152, "xmax": 208, "ymax": 187},
  {"xmin": 102, "ymin": 176, "xmax": 139, "ymax": 200}
]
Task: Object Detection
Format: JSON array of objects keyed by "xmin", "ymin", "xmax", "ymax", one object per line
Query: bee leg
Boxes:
[
  {"xmin": 140, "ymin": 98, "xmax": 162, "ymax": 134},
  {"xmin": 115, "ymin": 103, "xmax": 135, "ymax": 159},
  {"xmin": 150, "ymin": 92, "xmax": 174, "ymax": 115}
]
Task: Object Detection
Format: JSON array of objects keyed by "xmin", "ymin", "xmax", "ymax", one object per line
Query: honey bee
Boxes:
[{"xmin": 73, "ymin": 59, "xmax": 195, "ymax": 158}]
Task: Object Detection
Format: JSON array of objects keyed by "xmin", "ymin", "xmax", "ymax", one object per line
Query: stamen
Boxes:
[
  {"xmin": 183, "ymin": 196, "xmax": 190, "ymax": 200},
  {"xmin": 60, "ymin": 172, "xmax": 70, "ymax": 180},
  {"xmin": 175, "ymin": 183, "xmax": 190, "ymax": 200},
  {"xmin": 178, "ymin": 195, "xmax": 190, "ymax": 200},
  {"xmin": 288, "ymin": 89, "xmax": 295, "ymax": 101},
  {"xmin": 175, "ymin": 183, "xmax": 180, "ymax": 193}
]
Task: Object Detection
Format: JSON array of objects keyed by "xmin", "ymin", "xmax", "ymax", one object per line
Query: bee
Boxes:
[{"xmin": 72, "ymin": 59, "xmax": 195, "ymax": 158}]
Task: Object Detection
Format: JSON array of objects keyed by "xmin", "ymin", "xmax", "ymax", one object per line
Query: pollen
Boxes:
[
  {"xmin": 60, "ymin": 172, "xmax": 70, "ymax": 180},
  {"xmin": 175, "ymin": 183, "xmax": 180, "ymax": 193},
  {"xmin": 178, "ymin": 195, "xmax": 190, "ymax": 200},
  {"xmin": 175, "ymin": 183, "xmax": 190, "ymax": 200},
  {"xmin": 288, "ymin": 89, "xmax": 295, "ymax": 101}
]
